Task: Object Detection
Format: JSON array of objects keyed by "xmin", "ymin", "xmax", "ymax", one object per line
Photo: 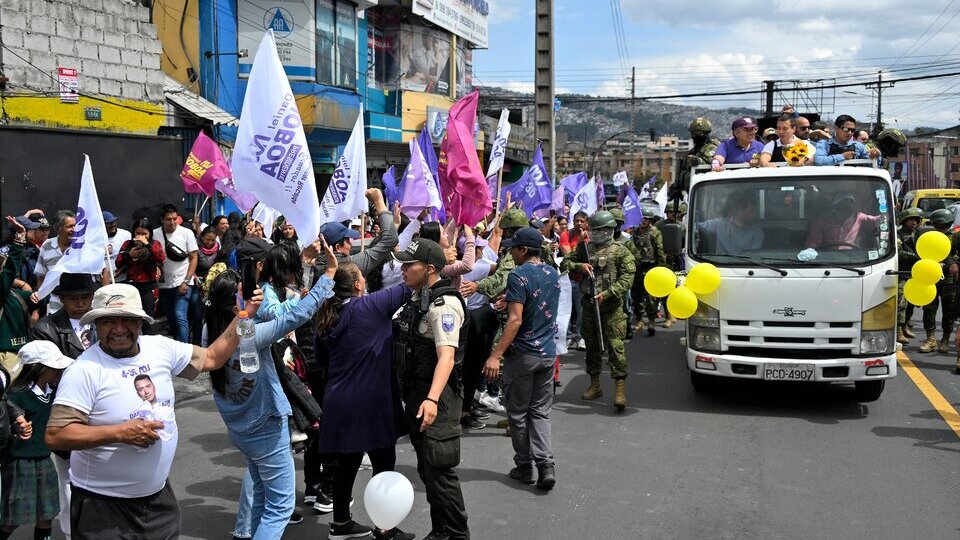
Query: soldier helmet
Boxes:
[
  {"xmin": 929, "ymin": 208, "xmax": 955, "ymax": 226},
  {"xmin": 588, "ymin": 211, "xmax": 617, "ymax": 230},
  {"xmin": 689, "ymin": 117, "xmax": 712, "ymax": 134},
  {"xmin": 608, "ymin": 208, "xmax": 625, "ymax": 223},
  {"xmin": 878, "ymin": 128, "xmax": 906, "ymax": 146},
  {"xmin": 898, "ymin": 207, "xmax": 922, "ymax": 224},
  {"xmin": 641, "ymin": 207, "xmax": 659, "ymax": 219},
  {"xmin": 678, "ymin": 202, "xmax": 688, "ymax": 213},
  {"xmin": 499, "ymin": 208, "xmax": 528, "ymax": 230}
]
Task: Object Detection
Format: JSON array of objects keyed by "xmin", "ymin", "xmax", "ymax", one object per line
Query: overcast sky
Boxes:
[{"xmin": 476, "ymin": 0, "xmax": 960, "ymax": 130}]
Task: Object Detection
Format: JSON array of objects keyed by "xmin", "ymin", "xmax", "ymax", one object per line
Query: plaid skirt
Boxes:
[{"xmin": 0, "ymin": 457, "xmax": 61, "ymax": 525}]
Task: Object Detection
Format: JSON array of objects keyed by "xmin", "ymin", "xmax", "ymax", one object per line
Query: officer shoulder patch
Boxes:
[
  {"xmin": 441, "ymin": 314, "xmax": 455, "ymax": 333},
  {"xmin": 433, "ymin": 296, "xmax": 446, "ymax": 307}
]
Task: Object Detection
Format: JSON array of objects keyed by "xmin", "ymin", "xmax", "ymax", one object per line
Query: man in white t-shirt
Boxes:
[
  {"xmin": 45, "ymin": 283, "xmax": 255, "ymax": 540},
  {"xmin": 102, "ymin": 211, "xmax": 131, "ymax": 280},
  {"xmin": 759, "ymin": 114, "xmax": 817, "ymax": 167},
  {"xmin": 153, "ymin": 204, "xmax": 198, "ymax": 343}
]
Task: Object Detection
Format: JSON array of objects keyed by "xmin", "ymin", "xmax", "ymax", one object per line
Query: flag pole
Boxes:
[
  {"xmin": 360, "ymin": 213, "xmax": 366, "ymax": 253},
  {"xmin": 494, "ymin": 167, "xmax": 504, "ymax": 217},
  {"xmin": 197, "ymin": 195, "xmax": 211, "ymax": 217},
  {"xmin": 104, "ymin": 245, "xmax": 116, "ymax": 285}
]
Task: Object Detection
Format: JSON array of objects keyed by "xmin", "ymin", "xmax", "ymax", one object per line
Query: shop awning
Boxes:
[{"xmin": 164, "ymin": 75, "xmax": 238, "ymax": 127}]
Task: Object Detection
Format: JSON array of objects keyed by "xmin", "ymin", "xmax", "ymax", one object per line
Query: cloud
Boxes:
[{"xmin": 488, "ymin": 0, "xmax": 522, "ymax": 24}]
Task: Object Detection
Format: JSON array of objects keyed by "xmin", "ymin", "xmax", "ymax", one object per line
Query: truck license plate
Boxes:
[{"xmin": 764, "ymin": 363, "xmax": 814, "ymax": 381}]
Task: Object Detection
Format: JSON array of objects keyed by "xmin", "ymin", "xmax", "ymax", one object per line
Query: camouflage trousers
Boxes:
[
  {"xmin": 897, "ymin": 282, "xmax": 916, "ymax": 325},
  {"xmin": 582, "ymin": 305, "xmax": 628, "ymax": 379},
  {"xmin": 922, "ymin": 279, "xmax": 957, "ymax": 334},
  {"xmin": 630, "ymin": 270, "xmax": 659, "ymax": 321}
]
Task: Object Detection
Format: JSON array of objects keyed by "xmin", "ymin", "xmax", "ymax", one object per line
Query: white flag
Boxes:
[
  {"xmin": 37, "ymin": 155, "xmax": 108, "ymax": 299},
  {"xmin": 251, "ymin": 203, "xmax": 282, "ymax": 235},
  {"xmin": 233, "ymin": 30, "xmax": 321, "ymax": 245},
  {"xmin": 612, "ymin": 171, "xmax": 628, "ymax": 187},
  {"xmin": 568, "ymin": 177, "xmax": 598, "ymax": 229},
  {"xmin": 655, "ymin": 182, "xmax": 670, "ymax": 217},
  {"xmin": 319, "ymin": 107, "xmax": 368, "ymax": 224},
  {"xmin": 486, "ymin": 108, "xmax": 511, "ymax": 178}
]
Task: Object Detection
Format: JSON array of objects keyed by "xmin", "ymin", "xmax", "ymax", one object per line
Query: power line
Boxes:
[{"xmin": 887, "ymin": 0, "xmax": 959, "ymax": 69}]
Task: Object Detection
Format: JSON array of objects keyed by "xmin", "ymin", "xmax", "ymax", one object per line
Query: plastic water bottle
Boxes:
[{"xmin": 237, "ymin": 311, "xmax": 259, "ymax": 374}]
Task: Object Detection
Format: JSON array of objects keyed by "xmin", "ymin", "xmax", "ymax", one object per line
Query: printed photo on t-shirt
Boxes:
[{"xmin": 129, "ymin": 372, "xmax": 176, "ymax": 441}]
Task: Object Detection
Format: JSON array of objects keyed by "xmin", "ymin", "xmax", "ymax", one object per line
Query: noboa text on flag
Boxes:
[
  {"xmin": 568, "ymin": 177, "xmax": 598, "ymax": 229},
  {"xmin": 486, "ymin": 108, "xmax": 511, "ymax": 178},
  {"xmin": 232, "ymin": 29, "xmax": 321, "ymax": 245},
  {"xmin": 319, "ymin": 106, "xmax": 369, "ymax": 225},
  {"xmin": 37, "ymin": 155, "xmax": 108, "ymax": 299}
]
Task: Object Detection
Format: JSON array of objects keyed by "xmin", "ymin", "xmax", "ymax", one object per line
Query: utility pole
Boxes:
[
  {"xmin": 866, "ymin": 71, "xmax": 894, "ymax": 136},
  {"xmin": 763, "ymin": 80, "xmax": 775, "ymax": 116},
  {"xmin": 631, "ymin": 66, "xmax": 637, "ymax": 178},
  {"xmin": 534, "ymin": 0, "xmax": 555, "ymax": 182}
]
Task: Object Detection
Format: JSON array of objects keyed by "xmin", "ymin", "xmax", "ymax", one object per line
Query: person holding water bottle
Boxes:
[{"xmin": 202, "ymin": 236, "xmax": 338, "ymax": 540}]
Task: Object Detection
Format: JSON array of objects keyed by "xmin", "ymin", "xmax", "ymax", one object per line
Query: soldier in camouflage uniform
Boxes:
[
  {"xmin": 655, "ymin": 204, "xmax": 686, "ymax": 328},
  {"xmin": 610, "ymin": 208, "xmax": 637, "ymax": 339},
  {"xmin": 630, "ymin": 207, "xmax": 667, "ymax": 336},
  {"xmin": 561, "ymin": 211, "xmax": 636, "ymax": 411},
  {"xmin": 919, "ymin": 209, "xmax": 958, "ymax": 354},
  {"xmin": 470, "ymin": 208, "xmax": 557, "ymax": 301},
  {"xmin": 897, "ymin": 208, "xmax": 922, "ymax": 344},
  {"xmin": 680, "ymin": 118, "xmax": 721, "ymax": 188}
]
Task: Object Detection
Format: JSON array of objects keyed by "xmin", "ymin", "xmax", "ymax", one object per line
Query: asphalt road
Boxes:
[{"xmin": 13, "ymin": 319, "xmax": 960, "ymax": 540}]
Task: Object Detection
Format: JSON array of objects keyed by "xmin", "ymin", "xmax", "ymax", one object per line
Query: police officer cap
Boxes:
[
  {"xmin": 588, "ymin": 211, "xmax": 617, "ymax": 230},
  {"xmin": 393, "ymin": 238, "xmax": 446, "ymax": 270},
  {"xmin": 929, "ymin": 208, "xmax": 954, "ymax": 226},
  {"xmin": 878, "ymin": 128, "xmax": 906, "ymax": 145},
  {"xmin": 689, "ymin": 117, "xmax": 712, "ymax": 134},
  {"xmin": 898, "ymin": 207, "xmax": 922, "ymax": 224},
  {"xmin": 608, "ymin": 208, "xmax": 625, "ymax": 223},
  {"xmin": 499, "ymin": 208, "xmax": 528, "ymax": 230}
]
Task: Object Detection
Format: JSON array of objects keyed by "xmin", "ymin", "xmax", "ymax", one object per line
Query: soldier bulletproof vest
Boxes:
[
  {"xmin": 393, "ymin": 279, "xmax": 468, "ymax": 394},
  {"xmin": 633, "ymin": 229, "xmax": 657, "ymax": 264}
]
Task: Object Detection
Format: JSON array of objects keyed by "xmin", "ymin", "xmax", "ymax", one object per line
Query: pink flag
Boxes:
[
  {"xmin": 215, "ymin": 177, "xmax": 258, "ymax": 213},
  {"xmin": 437, "ymin": 91, "xmax": 492, "ymax": 227},
  {"xmin": 180, "ymin": 132, "xmax": 230, "ymax": 197}
]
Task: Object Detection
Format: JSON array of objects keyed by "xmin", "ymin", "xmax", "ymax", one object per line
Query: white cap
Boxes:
[
  {"xmin": 17, "ymin": 340, "xmax": 74, "ymax": 370},
  {"xmin": 350, "ymin": 218, "xmax": 362, "ymax": 228},
  {"xmin": 79, "ymin": 283, "xmax": 155, "ymax": 326}
]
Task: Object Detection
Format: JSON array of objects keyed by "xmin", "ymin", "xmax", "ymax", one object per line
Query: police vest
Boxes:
[{"xmin": 393, "ymin": 279, "xmax": 468, "ymax": 394}]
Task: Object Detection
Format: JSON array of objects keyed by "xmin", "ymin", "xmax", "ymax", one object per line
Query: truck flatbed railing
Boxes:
[{"xmin": 692, "ymin": 158, "xmax": 879, "ymax": 176}]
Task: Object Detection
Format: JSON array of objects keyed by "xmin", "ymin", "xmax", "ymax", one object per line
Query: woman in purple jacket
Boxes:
[{"xmin": 315, "ymin": 261, "xmax": 414, "ymax": 540}]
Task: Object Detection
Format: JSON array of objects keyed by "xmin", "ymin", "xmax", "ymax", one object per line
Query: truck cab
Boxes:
[{"xmin": 684, "ymin": 164, "xmax": 897, "ymax": 401}]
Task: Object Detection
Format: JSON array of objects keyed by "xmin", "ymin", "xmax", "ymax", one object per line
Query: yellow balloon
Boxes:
[
  {"xmin": 666, "ymin": 286, "xmax": 699, "ymax": 319},
  {"xmin": 686, "ymin": 262, "xmax": 721, "ymax": 295},
  {"xmin": 903, "ymin": 278, "xmax": 937, "ymax": 306},
  {"xmin": 916, "ymin": 231, "xmax": 951, "ymax": 262},
  {"xmin": 643, "ymin": 266, "xmax": 677, "ymax": 298},
  {"xmin": 911, "ymin": 258, "xmax": 943, "ymax": 285}
]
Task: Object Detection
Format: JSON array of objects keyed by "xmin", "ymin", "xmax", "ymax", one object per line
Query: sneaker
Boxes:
[
  {"xmin": 474, "ymin": 389, "xmax": 483, "ymax": 401},
  {"xmin": 576, "ymin": 338, "xmax": 586, "ymax": 350},
  {"xmin": 471, "ymin": 409, "xmax": 490, "ymax": 421},
  {"xmin": 536, "ymin": 465, "xmax": 556, "ymax": 491},
  {"xmin": 313, "ymin": 491, "xmax": 334, "ymax": 514},
  {"xmin": 304, "ymin": 484, "xmax": 320, "ymax": 505},
  {"xmin": 328, "ymin": 520, "xmax": 373, "ymax": 540},
  {"xmin": 478, "ymin": 392, "xmax": 505, "ymax": 413},
  {"xmin": 359, "ymin": 453, "xmax": 373, "ymax": 471},
  {"xmin": 288, "ymin": 511, "xmax": 304, "ymax": 525},
  {"xmin": 461, "ymin": 415, "xmax": 485, "ymax": 431},
  {"xmin": 509, "ymin": 465, "xmax": 536, "ymax": 485},
  {"xmin": 373, "ymin": 527, "xmax": 416, "ymax": 540}
]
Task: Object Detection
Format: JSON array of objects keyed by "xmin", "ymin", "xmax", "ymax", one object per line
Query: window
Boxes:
[
  {"xmin": 316, "ymin": 0, "xmax": 357, "ymax": 89},
  {"xmin": 951, "ymin": 163, "xmax": 960, "ymax": 173},
  {"xmin": 952, "ymin": 146, "xmax": 960, "ymax": 156}
]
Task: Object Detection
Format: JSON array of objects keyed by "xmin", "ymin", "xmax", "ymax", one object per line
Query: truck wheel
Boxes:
[
  {"xmin": 854, "ymin": 380, "xmax": 885, "ymax": 402},
  {"xmin": 690, "ymin": 371, "xmax": 718, "ymax": 393}
]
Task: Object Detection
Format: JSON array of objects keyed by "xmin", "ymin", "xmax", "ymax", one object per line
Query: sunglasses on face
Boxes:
[{"xmin": 839, "ymin": 127, "xmax": 857, "ymax": 133}]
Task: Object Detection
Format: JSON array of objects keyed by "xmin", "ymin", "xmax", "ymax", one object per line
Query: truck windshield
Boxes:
[{"xmin": 689, "ymin": 176, "xmax": 895, "ymax": 266}]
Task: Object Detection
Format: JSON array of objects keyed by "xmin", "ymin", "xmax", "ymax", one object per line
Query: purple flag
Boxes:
[
  {"xmin": 215, "ymin": 177, "xmax": 257, "ymax": 213},
  {"xmin": 622, "ymin": 185, "xmax": 642, "ymax": 230},
  {"xmin": 487, "ymin": 173, "xmax": 499, "ymax": 206},
  {"xmin": 617, "ymin": 184, "xmax": 628, "ymax": 206},
  {"xmin": 500, "ymin": 143, "xmax": 553, "ymax": 218},
  {"xmin": 596, "ymin": 175, "xmax": 607, "ymax": 209},
  {"xmin": 399, "ymin": 138, "xmax": 443, "ymax": 219},
  {"xmin": 418, "ymin": 125, "xmax": 447, "ymax": 223},
  {"xmin": 382, "ymin": 166, "xmax": 398, "ymax": 209},
  {"xmin": 561, "ymin": 172, "xmax": 588, "ymax": 203},
  {"xmin": 550, "ymin": 186, "xmax": 565, "ymax": 217}
]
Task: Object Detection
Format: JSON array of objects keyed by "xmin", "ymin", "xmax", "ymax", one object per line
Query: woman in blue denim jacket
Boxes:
[{"xmin": 204, "ymin": 240, "xmax": 337, "ymax": 540}]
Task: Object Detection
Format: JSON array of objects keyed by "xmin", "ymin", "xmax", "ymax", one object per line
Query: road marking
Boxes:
[{"xmin": 896, "ymin": 350, "xmax": 960, "ymax": 440}]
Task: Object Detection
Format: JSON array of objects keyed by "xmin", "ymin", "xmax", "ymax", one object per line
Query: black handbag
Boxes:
[{"xmin": 162, "ymin": 228, "xmax": 189, "ymax": 262}]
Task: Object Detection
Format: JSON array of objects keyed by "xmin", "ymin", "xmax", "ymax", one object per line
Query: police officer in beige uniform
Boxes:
[{"xmin": 393, "ymin": 239, "xmax": 469, "ymax": 540}]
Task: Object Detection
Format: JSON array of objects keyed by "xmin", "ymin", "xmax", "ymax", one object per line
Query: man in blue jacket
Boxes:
[{"xmin": 814, "ymin": 115, "xmax": 882, "ymax": 166}]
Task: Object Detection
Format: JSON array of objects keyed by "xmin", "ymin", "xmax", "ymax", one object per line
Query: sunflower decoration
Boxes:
[{"xmin": 782, "ymin": 141, "xmax": 810, "ymax": 166}]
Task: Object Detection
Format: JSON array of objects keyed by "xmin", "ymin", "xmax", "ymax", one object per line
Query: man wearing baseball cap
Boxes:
[
  {"xmin": 314, "ymin": 189, "xmax": 398, "ymax": 280},
  {"xmin": 392, "ymin": 238, "xmax": 470, "ymax": 540},
  {"xmin": 101, "ymin": 211, "xmax": 131, "ymax": 275},
  {"xmin": 711, "ymin": 116, "xmax": 765, "ymax": 171},
  {"xmin": 45, "ymin": 283, "xmax": 256, "ymax": 539}
]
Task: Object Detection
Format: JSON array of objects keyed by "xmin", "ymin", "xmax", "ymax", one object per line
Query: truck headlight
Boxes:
[
  {"xmin": 689, "ymin": 302, "xmax": 720, "ymax": 352},
  {"xmin": 860, "ymin": 296, "xmax": 896, "ymax": 355}
]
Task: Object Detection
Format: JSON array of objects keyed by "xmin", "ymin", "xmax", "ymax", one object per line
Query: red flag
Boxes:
[
  {"xmin": 437, "ymin": 91, "xmax": 492, "ymax": 227},
  {"xmin": 179, "ymin": 131, "xmax": 230, "ymax": 197}
]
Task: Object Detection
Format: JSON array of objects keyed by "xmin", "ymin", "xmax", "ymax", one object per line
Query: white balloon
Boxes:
[{"xmin": 363, "ymin": 471, "xmax": 414, "ymax": 530}]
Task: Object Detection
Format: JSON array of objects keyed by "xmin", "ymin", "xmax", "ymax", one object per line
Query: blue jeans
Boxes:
[
  {"xmin": 233, "ymin": 469, "xmax": 255, "ymax": 538},
  {"xmin": 568, "ymin": 279, "xmax": 583, "ymax": 341},
  {"xmin": 158, "ymin": 286, "xmax": 194, "ymax": 343},
  {"xmin": 227, "ymin": 416, "xmax": 295, "ymax": 540}
]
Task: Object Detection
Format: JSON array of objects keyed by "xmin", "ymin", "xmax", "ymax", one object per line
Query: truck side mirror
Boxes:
[{"xmin": 660, "ymin": 222, "xmax": 683, "ymax": 256}]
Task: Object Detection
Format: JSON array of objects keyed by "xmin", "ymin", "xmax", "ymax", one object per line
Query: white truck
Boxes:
[{"xmin": 682, "ymin": 163, "xmax": 897, "ymax": 401}]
